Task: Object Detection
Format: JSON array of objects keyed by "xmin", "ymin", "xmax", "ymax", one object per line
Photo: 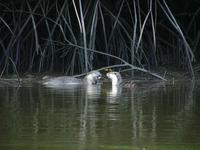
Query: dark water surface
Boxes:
[{"xmin": 0, "ymin": 80, "xmax": 200, "ymax": 150}]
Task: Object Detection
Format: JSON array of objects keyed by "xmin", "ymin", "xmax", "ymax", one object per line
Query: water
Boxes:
[{"xmin": 0, "ymin": 80, "xmax": 200, "ymax": 150}]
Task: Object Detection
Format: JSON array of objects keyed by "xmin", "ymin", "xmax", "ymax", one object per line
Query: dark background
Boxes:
[{"xmin": 0, "ymin": 0, "xmax": 200, "ymax": 76}]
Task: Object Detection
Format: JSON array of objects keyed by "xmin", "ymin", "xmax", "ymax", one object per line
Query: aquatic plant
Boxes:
[{"xmin": 0, "ymin": 0, "xmax": 197, "ymax": 79}]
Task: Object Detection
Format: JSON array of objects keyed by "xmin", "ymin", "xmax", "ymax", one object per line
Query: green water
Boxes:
[{"xmin": 0, "ymin": 80, "xmax": 200, "ymax": 150}]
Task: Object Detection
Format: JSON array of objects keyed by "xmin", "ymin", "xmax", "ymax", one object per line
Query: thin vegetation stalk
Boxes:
[
  {"xmin": 0, "ymin": 0, "xmax": 196, "ymax": 80},
  {"xmin": 158, "ymin": 0, "xmax": 194, "ymax": 78}
]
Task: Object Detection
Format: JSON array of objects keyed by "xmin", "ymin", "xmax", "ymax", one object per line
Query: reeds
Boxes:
[{"xmin": 0, "ymin": 0, "xmax": 197, "ymax": 79}]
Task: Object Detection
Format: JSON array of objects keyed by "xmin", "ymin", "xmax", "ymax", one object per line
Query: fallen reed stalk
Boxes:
[{"xmin": 68, "ymin": 42, "xmax": 167, "ymax": 81}]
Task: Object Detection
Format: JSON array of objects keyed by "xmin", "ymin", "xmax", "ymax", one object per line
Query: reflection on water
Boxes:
[
  {"xmin": 106, "ymin": 85, "xmax": 122, "ymax": 104},
  {"xmin": 0, "ymin": 80, "xmax": 200, "ymax": 150}
]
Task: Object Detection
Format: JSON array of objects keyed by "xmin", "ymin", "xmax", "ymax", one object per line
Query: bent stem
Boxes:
[{"xmin": 68, "ymin": 42, "xmax": 167, "ymax": 81}]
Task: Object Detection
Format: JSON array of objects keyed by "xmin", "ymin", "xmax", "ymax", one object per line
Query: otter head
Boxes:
[
  {"xmin": 106, "ymin": 72, "xmax": 122, "ymax": 86},
  {"xmin": 84, "ymin": 71, "xmax": 102, "ymax": 85}
]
